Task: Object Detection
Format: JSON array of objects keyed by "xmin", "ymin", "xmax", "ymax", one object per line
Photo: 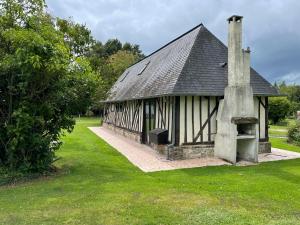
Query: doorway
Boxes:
[{"xmin": 143, "ymin": 99, "xmax": 156, "ymax": 144}]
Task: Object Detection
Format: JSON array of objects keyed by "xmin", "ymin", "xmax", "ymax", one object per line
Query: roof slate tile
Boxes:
[{"xmin": 106, "ymin": 24, "xmax": 279, "ymax": 102}]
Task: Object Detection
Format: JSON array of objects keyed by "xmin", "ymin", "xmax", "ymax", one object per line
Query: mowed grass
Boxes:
[
  {"xmin": 269, "ymin": 119, "xmax": 296, "ymax": 137},
  {"xmin": 1, "ymin": 118, "xmax": 300, "ymax": 224},
  {"xmin": 269, "ymin": 119, "xmax": 300, "ymax": 152},
  {"xmin": 269, "ymin": 127, "xmax": 288, "ymax": 136},
  {"xmin": 270, "ymin": 137, "xmax": 300, "ymax": 153}
]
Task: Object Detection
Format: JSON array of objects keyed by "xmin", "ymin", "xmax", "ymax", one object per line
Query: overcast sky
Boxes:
[{"xmin": 46, "ymin": 0, "xmax": 300, "ymax": 84}]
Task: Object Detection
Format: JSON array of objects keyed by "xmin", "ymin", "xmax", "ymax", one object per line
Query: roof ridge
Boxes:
[{"xmin": 125, "ymin": 23, "xmax": 204, "ymax": 70}]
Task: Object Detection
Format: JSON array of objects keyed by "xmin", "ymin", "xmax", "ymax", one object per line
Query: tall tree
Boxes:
[
  {"xmin": 0, "ymin": 0, "xmax": 96, "ymax": 172},
  {"xmin": 56, "ymin": 18, "xmax": 98, "ymax": 115},
  {"xmin": 90, "ymin": 50, "xmax": 140, "ymax": 113},
  {"xmin": 86, "ymin": 41, "xmax": 107, "ymax": 71},
  {"xmin": 56, "ymin": 18, "xmax": 95, "ymax": 56},
  {"xmin": 122, "ymin": 42, "xmax": 144, "ymax": 58},
  {"xmin": 104, "ymin": 38, "xmax": 122, "ymax": 56},
  {"xmin": 86, "ymin": 39, "xmax": 144, "ymax": 113},
  {"xmin": 109, "ymin": 50, "xmax": 139, "ymax": 80},
  {"xmin": 269, "ymin": 97, "xmax": 291, "ymax": 124},
  {"xmin": 276, "ymin": 81, "xmax": 300, "ymax": 116}
]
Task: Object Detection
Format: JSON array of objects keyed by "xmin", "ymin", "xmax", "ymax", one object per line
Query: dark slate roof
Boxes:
[{"xmin": 106, "ymin": 24, "xmax": 279, "ymax": 102}]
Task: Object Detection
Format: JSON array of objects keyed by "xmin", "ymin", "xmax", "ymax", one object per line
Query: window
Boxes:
[
  {"xmin": 116, "ymin": 103, "xmax": 123, "ymax": 112},
  {"xmin": 120, "ymin": 71, "xmax": 130, "ymax": 82},
  {"xmin": 138, "ymin": 61, "xmax": 150, "ymax": 75}
]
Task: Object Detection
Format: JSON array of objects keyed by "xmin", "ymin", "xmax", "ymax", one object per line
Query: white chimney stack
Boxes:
[
  {"xmin": 214, "ymin": 15, "xmax": 258, "ymax": 164},
  {"xmin": 242, "ymin": 47, "xmax": 251, "ymax": 85},
  {"xmin": 227, "ymin": 15, "xmax": 243, "ymax": 86}
]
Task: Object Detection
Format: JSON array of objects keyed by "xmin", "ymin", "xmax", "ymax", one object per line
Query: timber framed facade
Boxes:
[
  {"xmin": 103, "ymin": 96, "xmax": 269, "ymax": 145},
  {"xmin": 102, "ymin": 17, "xmax": 279, "ymax": 161}
]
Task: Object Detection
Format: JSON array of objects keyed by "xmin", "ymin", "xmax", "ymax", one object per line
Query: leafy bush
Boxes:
[
  {"xmin": 269, "ymin": 97, "xmax": 291, "ymax": 124},
  {"xmin": 288, "ymin": 122, "xmax": 300, "ymax": 146},
  {"xmin": 0, "ymin": 0, "xmax": 142, "ymax": 173},
  {"xmin": 289, "ymin": 101, "xmax": 300, "ymax": 117},
  {"xmin": 0, "ymin": 0, "xmax": 97, "ymax": 173},
  {"xmin": 275, "ymin": 81, "xmax": 300, "ymax": 117}
]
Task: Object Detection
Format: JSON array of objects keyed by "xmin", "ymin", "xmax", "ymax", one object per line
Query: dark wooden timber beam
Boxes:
[
  {"xmin": 174, "ymin": 96, "xmax": 180, "ymax": 146},
  {"xmin": 184, "ymin": 96, "xmax": 187, "ymax": 143},
  {"xmin": 131, "ymin": 100, "xmax": 142, "ymax": 130},
  {"xmin": 265, "ymin": 97, "xmax": 269, "ymax": 141},
  {"xmin": 193, "ymin": 101, "xmax": 219, "ymax": 143},
  {"xmin": 157, "ymin": 98, "xmax": 166, "ymax": 128}
]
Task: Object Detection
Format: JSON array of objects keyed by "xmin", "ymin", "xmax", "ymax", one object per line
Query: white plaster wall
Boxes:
[
  {"xmin": 151, "ymin": 97, "xmax": 174, "ymax": 142},
  {"xmin": 260, "ymin": 97, "xmax": 266, "ymax": 139},
  {"xmin": 210, "ymin": 97, "xmax": 217, "ymax": 141},
  {"xmin": 179, "ymin": 96, "xmax": 215, "ymax": 144},
  {"xmin": 105, "ymin": 100, "xmax": 143, "ymax": 132},
  {"xmin": 194, "ymin": 97, "xmax": 201, "ymax": 142},
  {"xmin": 186, "ymin": 96, "xmax": 193, "ymax": 143},
  {"xmin": 155, "ymin": 100, "xmax": 159, "ymax": 128},
  {"xmin": 139, "ymin": 101, "xmax": 143, "ymax": 132},
  {"xmin": 164, "ymin": 97, "xmax": 167, "ymax": 129},
  {"xmin": 253, "ymin": 97, "xmax": 266, "ymax": 139},
  {"xmin": 179, "ymin": 96, "xmax": 185, "ymax": 145},
  {"xmin": 105, "ymin": 95, "xmax": 267, "ymax": 143},
  {"xmin": 201, "ymin": 97, "xmax": 209, "ymax": 142},
  {"xmin": 168, "ymin": 98, "xmax": 173, "ymax": 141}
]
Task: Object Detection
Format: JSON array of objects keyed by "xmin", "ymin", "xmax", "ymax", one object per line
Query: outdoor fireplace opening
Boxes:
[
  {"xmin": 237, "ymin": 124, "xmax": 255, "ymax": 137},
  {"xmin": 236, "ymin": 122, "xmax": 257, "ymax": 162}
]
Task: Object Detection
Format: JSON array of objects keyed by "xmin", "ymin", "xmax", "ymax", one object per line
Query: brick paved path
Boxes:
[{"xmin": 89, "ymin": 127, "xmax": 300, "ymax": 172}]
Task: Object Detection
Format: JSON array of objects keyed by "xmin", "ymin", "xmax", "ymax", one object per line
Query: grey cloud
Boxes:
[{"xmin": 46, "ymin": 0, "xmax": 300, "ymax": 84}]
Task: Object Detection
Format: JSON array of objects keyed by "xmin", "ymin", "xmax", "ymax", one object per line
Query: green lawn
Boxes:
[
  {"xmin": 1, "ymin": 118, "xmax": 300, "ymax": 224},
  {"xmin": 269, "ymin": 119, "xmax": 300, "ymax": 152},
  {"xmin": 269, "ymin": 123, "xmax": 289, "ymax": 137},
  {"xmin": 270, "ymin": 137, "xmax": 300, "ymax": 153},
  {"xmin": 269, "ymin": 127, "xmax": 288, "ymax": 137},
  {"xmin": 269, "ymin": 119, "xmax": 296, "ymax": 136}
]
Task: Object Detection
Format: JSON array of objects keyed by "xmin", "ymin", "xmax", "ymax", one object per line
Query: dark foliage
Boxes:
[
  {"xmin": 269, "ymin": 97, "xmax": 291, "ymax": 124},
  {"xmin": 0, "ymin": 0, "xmax": 77, "ymax": 172},
  {"xmin": 0, "ymin": 0, "xmax": 144, "ymax": 172}
]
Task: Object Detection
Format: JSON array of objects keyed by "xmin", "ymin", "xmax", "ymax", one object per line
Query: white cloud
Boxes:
[{"xmin": 279, "ymin": 71, "xmax": 300, "ymax": 84}]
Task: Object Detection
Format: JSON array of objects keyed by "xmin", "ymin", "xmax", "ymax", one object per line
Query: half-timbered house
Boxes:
[{"xmin": 103, "ymin": 15, "xmax": 279, "ymax": 162}]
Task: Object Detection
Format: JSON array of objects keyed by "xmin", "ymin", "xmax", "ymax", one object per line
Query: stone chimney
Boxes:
[
  {"xmin": 214, "ymin": 15, "xmax": 258, "ymax": 164},
  {"xmin": 227, "ymin": 16, "xmax": 251, "ymax": 87},
  {"xmin": 242, "ymin": 47, "xmax": 251, "ymax": 85},
  {"xmin": 227, "ymin": 15, "xmax": 243, "ymax": 86}
]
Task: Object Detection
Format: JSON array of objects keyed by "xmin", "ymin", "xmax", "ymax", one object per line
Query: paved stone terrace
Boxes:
[{"xmin": 89, "ymin": 127, "xmax": 300, "ymax": 172}]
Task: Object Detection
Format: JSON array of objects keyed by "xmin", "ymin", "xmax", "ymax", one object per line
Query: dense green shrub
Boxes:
[
  {"xmin": 0, "ymin": 0, "xmax": 96, "ymax": 172},
  {"xmin": 269, "ymin": 97, "xmax": 291, "ymax": 124},
  {"xmin": 289, "ymin": 101, "xmax": 300, "ymax": 117},
  {"xmin": 288, "ymin": 122, "xmax": 300, "ymax": 145},
  {"xmin": 275, "ymin": 81, "xmax": 300, "ymax": 117},
  {"xmin": 0, "ymin": 0, "xmax": 142, "ymax": 173}
]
